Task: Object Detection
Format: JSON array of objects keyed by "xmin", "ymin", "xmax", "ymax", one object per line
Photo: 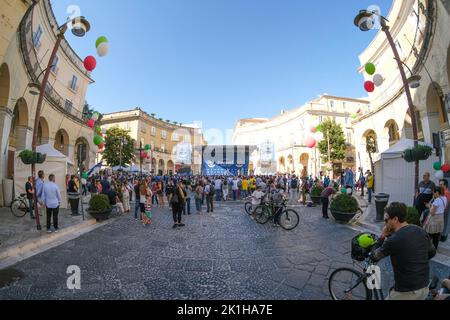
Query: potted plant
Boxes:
[
  {"xmin": 407, "ymin": 207, "xmax": 421, "ymax": 226},
  {"xmin": 18, "ymin": 150, "xmax": 46, "ymax": 165},
  {"xmin": 310, "ymin": 186, "xmax": 324, "ymax": 205},
  {"xmin": 330, "ymin": 194, "xmax": 360, "ymax": 223},
  {"xmin": 36, "ymin": 152, "xmax": 47, "ymax": 164},
  {"xmin": 403, "ymin": 145, "xmax": 433, "ymax": 162},
  {"xmin": 88, "ymin": 194, "xmax": 112, "ymax": 222}
]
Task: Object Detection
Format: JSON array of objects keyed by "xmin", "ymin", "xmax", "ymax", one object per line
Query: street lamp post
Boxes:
[
  {"xmin": 30, "ymin": 16, "xmax": 90, "ymax": 230},
  {"xmin": 354, "ymin": 10, "xmax": 420, "ymax": 190}
]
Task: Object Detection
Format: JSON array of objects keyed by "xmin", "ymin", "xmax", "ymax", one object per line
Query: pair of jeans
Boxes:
[
  {"xmin": 183, "ymin": 198, "xmax": 191, "ymax": 215},
  {"xmin": 152, "ymin": 194, "xmax": 159, "ymax": 205},
  {"xmin": 215, "ymin": 190, "xmax": 221, "ymax": 201},
  {"xmin": 232, "ymin": 190, "xmax": 237, "ymax": 201},
  {"xmin": 46, "ymin": 207, "xmax": 59, "ymax": 230},
  {"xmin": 242, "ymin": 190, "xmax": 248, "ymax": 199},
  {"xmin": 28, "ymin": 198, "xmax": 34, "ymax": 217},
  {"xmin": 172, "ymin": 203, "xmax": 183, "ymax": 224},
  {"xmin": 368, "ymin": 188, "xmax": 373, "ymax": 203},
  {"xmin": 195, "ymin": 198, "xmax": 202, "ymax": 212},
  {"xmin": 321, "ymin": 197, "xmax": 329, "ymax": 218},
  {"xmin": 69, "ymin": 198, "xmax": 79, "ymax": 215},
  {"xmin": 134, "ymin": 201, "xmax": 140, "ymax": 219},
  {"xmin": 206, "ymin": 196, "xmax": 214, "ymax": 212}
]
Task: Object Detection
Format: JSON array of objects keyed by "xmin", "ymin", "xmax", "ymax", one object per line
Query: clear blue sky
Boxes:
[{"xmin": 53, "ymin": 0, "xmax": 392, "ymax": 134}]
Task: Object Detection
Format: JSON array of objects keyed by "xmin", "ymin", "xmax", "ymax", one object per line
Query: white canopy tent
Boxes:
[
  {"xmin": 14, "ymin": 144, "xmax": 76, "ymax": 209},
  {"xmin": 374, "ymin": 139, "xmax": 439, "ymax": 206}
]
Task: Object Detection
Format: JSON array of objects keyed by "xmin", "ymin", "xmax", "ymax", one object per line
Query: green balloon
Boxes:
[
  {"xmin": 341, "ymin": 188, "xmax": 347, "ymax": 194},
  {"xmin": 96, "ymin": 36, "xmax": 108, "ymax": 48},
  {"xmin": 365, "ymin": 63, "xmax": 376, "ymax": 75},
  {"xmin": 95, "ymin": 126, "xmax": 101, "ymax": 134},
  {"xmin": 82, "ymin": 173, "xmax": 88, "ymax": 179},
  {"xmin": 145, "ymin": 144, "xmax": 151, "ymax": 151},
  {"xmin": 93, "ymin": 135, "xmax": 103, "ymax": 146},
  {"xmin": 433, "ymin": 162, "xmax": 442, "ymax": 171},
  {"xmin": 316, "ymin": 124, "xmax": 323, "ymax": 133}
]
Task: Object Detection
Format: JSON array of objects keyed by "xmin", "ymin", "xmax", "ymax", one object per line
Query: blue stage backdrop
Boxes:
[{"xmin": 201, "ymin": 146, "xmax": 253, "ymax": 176}]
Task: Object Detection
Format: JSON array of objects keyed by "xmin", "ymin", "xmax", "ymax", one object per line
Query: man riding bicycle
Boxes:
[
  {"xmin": 370, "ymin": 202, "xmax": 436, "ymax": 300},
  {"xmin": 271, "ymin": 184, "xmax": 287, "ymax": 227}
]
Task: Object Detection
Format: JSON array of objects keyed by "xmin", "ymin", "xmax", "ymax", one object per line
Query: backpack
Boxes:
[
  {"xmin": 209, "ymin": 185, "xmax": 215, "ymax": 197},
  {"xmin": 291, "ymin": 179, "xmax": 298, "ymax": 189}
]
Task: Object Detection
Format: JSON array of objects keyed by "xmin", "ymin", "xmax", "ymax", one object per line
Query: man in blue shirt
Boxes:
[
  {"xmin": 42, "ymin": 174, "xmax": 62, "ymax": 233},
  {"xmin": 36, "ymin": 170, "xmax": 45, "ymax": 205}
]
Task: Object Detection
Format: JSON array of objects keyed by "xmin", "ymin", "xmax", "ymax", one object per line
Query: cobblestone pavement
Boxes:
[{"xmin": 0, "ymin": 201, "xmax": 449, "ymax": 300}]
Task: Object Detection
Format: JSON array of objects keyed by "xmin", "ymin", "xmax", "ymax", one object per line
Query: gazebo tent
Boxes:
[
  {"xmin": 373, "ymin": 139, "xmax": 438, "ymax": 206},
  {"xmin": 14, "ymin": 144, "xmax": 75, "ymax": 209}
]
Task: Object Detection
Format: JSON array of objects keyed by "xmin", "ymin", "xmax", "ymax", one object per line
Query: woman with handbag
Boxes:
[{"xmin": 424, "ymin": 187, "xmax": 447, "ymax": 250}]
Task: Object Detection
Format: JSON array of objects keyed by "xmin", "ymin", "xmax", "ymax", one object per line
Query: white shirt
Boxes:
[
  {"xmin": 232, "ymin": 179, "xmax": 239, "ymax": 190},
  {"xmin": 42, "ymin": 182, "xmax": 62, "ymax": 209},
  {"xmin": 214, "ymin": 179, "xmax": 222, "ymax": 190},
  {"xmin": 432, "ymin": 196, "xmax": 447, "ymax": 215},
  {"xmin": 251, "ymin": 190, "xmax": 265, "ymax": 206}
]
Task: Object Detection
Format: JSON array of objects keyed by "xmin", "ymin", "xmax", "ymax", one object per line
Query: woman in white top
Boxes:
[{"xmin": 425, "ymin": 186, "xmax": 447, "ymax": 250}]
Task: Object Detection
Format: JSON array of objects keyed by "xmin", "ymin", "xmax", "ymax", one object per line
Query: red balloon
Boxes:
[
  {"xmin": 84, "ymin": 56, "xmax": 97, "ymax": 72},
  {"xmin": 364, "ymin": 81, "xmax": 375, "ymax": 93},
  {"xmin": 87, "ymin": 119, "xmax": 95, "ymax": 128},
  {"xmin": 310, "ymin": 126, "xmax": 317, "ymax": 133},
  {"xmin": 98, "ymin": 143, "xmax": 105, "ymax": 150},
  {"xmin": 305, "ymin": 136, "xmax": 317, "ymax": 148},
  {"xmin": 442, "ymin": 164, "xmax": 450, "ymax": 173},
  {"xmin": 140, "ymin": 151, "xmax": 147, "ymax": 159}
]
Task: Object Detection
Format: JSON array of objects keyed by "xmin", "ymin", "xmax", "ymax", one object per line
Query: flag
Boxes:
[{"xmin": 88, "ymin": 162, "xmax": 103, "ymax": 176}]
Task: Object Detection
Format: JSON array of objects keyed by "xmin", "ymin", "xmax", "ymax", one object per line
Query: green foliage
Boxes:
[
  {"xmin": 89, "ymin": 194, "xmax": 111, "ymax": 212},
  {"xmin": 102, "ymin": 128, "xmax": 136, "ymax": 167},
  {"xmin": 330, "ymin": 194, "xmax": 359, "ymax": 213},
  {"xmin": 317, "ymin": 120, "xmax": 346, "ymax": 163},
  {"xmin": 403, "ymin": 145, "xmax": 433, "ymax": 162},
  {"xmin": 18, "ymin": 150, "xmax": 46, "ymax": 165},
  {"xmin": 407, "ymin": 207, "xmax": 421, "ymax": 226},
  {"xmin": 311, "ymin": 186, "xmax": 324, "ymax": 197}
]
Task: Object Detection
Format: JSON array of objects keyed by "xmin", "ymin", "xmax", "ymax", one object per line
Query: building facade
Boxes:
[
  {"xmin": 353, "ymin": 0, "xmax": 450, "ymax": 173},
  {"xmin": 101, "ymin": 108, "xmax": 205, "ymax": 175},
  {"xmin": 232, "ymin": 95, "xmax": 370, "ymax": 178},
  {"xmin": 0, "ymin": 0, "xmax": 97, "ymax": 205}
]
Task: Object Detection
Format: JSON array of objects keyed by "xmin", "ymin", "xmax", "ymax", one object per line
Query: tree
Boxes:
[
  {"xmin": 317, "ymin": 120, "xmax": 346, "ymax": 164},
  {"xmin": 102, "ymin": 128, "xmax": 136, "ymax": 167}
]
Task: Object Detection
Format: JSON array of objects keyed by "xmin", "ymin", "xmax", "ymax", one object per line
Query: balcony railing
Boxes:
[{"xmin": 18, "ymin": 6, "xmax": 86, "ymax": 123}]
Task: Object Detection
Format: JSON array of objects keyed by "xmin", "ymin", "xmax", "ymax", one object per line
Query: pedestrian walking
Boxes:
[
  {"xmin": 205, "ymin": 182, "xmax": 215, "ymax": 212},
  {"xmin": 182, "ymin": 181, "xmax": 192, "ymax": 215},
  {"xmin": 289, "ymin": 175, "xmax": 299, "ymax": 204},
  {"xmin": 222, "ymin": 179, "xmax": 229, "ymax": 201},
  {"xmin": 171, "ymin": 181, "xmax": 186, "ymax": 229},
  {"xmin": 134, "ymin": 179, "xmax": 140, "ymax": 220},
  {"xmin": 121, "ymin": 182, "xmax": 130, "ymax": 213},
  {"xmin": 142, "ymin": 188, "xmax": 153, "ymax": 226},
  {"xmin": 195, "ymin": 182, "xmax": 203, "ymax": 213},
  {"xmin": 25, "ymin": 176, "xmax": 35, "ymax": 219},
  {"xmin": 67, "ymin": 175, "xmax": 80, "ymax": 216},
  {"xmin": 157, "ymin": 181, "xmax": 165, "ymax": 208},
  {"xmin": 423, "ymin": 187, "xmax": 447, "ymax": 250},
  {"xmin": 42, "ymin": 174, "xmax": 62, "ymax": 233}
]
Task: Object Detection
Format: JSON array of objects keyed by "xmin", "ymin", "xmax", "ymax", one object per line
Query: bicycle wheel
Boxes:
[
  {"xmin": 279, "ymin": 209, "xmax": 299, "ymax": 231},
  {"xmin": 255, "ymin": 205, "xmax": 270, "ymax": 224},
  {"xmin": 11, "ymin": 200, "xmax": 28, "ymax": 218},
  {"xmin": 245, "ymin": 202, "xmax": 252, "ymax": 215},
  {"xmin": 329, "ymin": 268, "xmax": 371, "ymax": 300}
]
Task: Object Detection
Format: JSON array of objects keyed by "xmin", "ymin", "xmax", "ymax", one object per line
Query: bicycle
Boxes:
[
  {"xmin": 254, "ymin": 199, "xmax": 300, "ymax": 231},
  {"xmin": 11, "ymin": 194, "xmax": 32, "ymax": 218}
]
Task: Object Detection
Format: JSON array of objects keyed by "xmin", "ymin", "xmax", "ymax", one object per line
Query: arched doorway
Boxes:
[
  {"xmin": 38, "ymin": 117, "xmax": 50, "ymax": 145},
  {"xmin": 75, "ymin": 137, "xmax": 90, "ymax": 171},
  {"xmin": 300, "ymin": 153, "xmax": 309, "ymax": 177},
  {"xmin": 287, "ymin": 155, "xmax": 294, "ymax": 174},
  {"xmin": 384, "ymin": 120, "xmax": 400, "ymax": 146},
  {"xmin": 9, "ymin": 98, "xmax": 29, "ymax": 151},
  {"xmin": 0, "ymin": 63, "xmax": 10, "ymax": 108},
  {"xmin": 167, "ymin": 160, "xmax": 174, "ymax": 175},
  {"xmin": 279, "ymin": 157, "xmax": 285, "ymax": 173},
  {"xmin": 158, "ymin": 159, "xmax": 165, "ymax": 176},
  {"xmin": 54, "ymin": 129, "xmax": 70, "ymax": 156},
  {"xmin": 404, "ymin": 109, "xmax": 424, "ymax": 141},
  {"xmin": 425, "ymin": 82, "xmax": 447, "ymax": 133}
]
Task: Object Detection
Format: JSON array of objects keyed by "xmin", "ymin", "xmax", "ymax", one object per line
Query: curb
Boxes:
[{"xmin": 0, "ymin": 217, "xmax": 112, "ymax": 270}]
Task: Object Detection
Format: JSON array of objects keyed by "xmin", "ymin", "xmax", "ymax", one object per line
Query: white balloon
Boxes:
[
  {"xmin": 436, "ymin": 170, "xmax": 444, "ymax": 180},
  {"xmin": 97, "ymin": 42, "xmax": 109, "ymax": 57},
  {"xmin": 101, "ymin": 128, "xmax": 107, "ymax": 134},
  {"xmin": 373, "ymin": 74, "xmax": 384, "ymax": 87},
  {"xmin": 314, "ymin": 132, "xmax": 324, "ymax": 141},
  {"xmin": 91, "ymin": 113, "xmax": 99, "ymax": 121}
]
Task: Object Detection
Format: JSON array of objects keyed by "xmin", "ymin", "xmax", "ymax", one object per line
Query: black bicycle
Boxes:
[{"xmin": 254, "ymin": 199, "xmax": 299, "ymax": 231}]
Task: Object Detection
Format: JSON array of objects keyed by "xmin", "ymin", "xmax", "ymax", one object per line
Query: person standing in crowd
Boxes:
[
  {"xmin": 166, "ymin": 180, "xmax": 175, "ymax": 210},
  {"xmin": 195, "ymin": 182, "xmax": 203, "ymax": 213},
  {"xmin": 182, "ymin": 181, "xmax": 192, "ymax": 215},
  {"xmin": 214, "ymin": 177, "xmax": 222, "ymax": 201},
  {"xmin": 142, "ymin": 188, "xmax": 153, "ymax": 226},
  {"xmin": 139, "ymin": 182, "xmax": 149, "ymax": 225},
  {"xmin": 344, "ymin": 168, "xmax": 354, "ymax": 195},
  {"xmin": 300, "ymin": 177, "xmax": 308, "ymax": 205},
  {"xmin": 242, "ymin": 176, "xmax": 249, "ymax": 199},
  {"xmin": 101, "ymin": 175, "xmax": 111, "ymax": 195},
  {"xmin": 42, "ymin": 174, "xmax": 62, "ymax": 233},
  {"xmin": 134, "ymin": 179, "xmax": 141, "ymax": 221},
  {"xmin": 96, "ymin": 180, "xmax": 103, "ymax": 194},
  {"xmin": 121, "ymin": 181, "xmax": 130, "ymax": 214},
  {"xmin": 424, "ymin": 187, "xmax": 447, "ymax": 250},
  {"xmin": 232, "ymin": 177, "xmax": 239, "ymax": 201},
  {"xmin": 36, "ymin": 171, "xmax": 45, "ymax": 206},
  {"xmin": 67, "ymin": 175, "xmax": 80, "ymax": 216},
  {"xmin": 222, "ymin": 179, "xmax": 229, "ymax": 201},
  {"xmin": 249, "ymin": 176, "xmax": 257, "ymax": 195},
  {"xmin": 358, "ymin": 168, "xmax": 366, "ymax": 197},
  {"xmin": 289, "ymin": 175, "xmax": 299, "ymax": 204},
  {"xmin": 321, "ymin": 185, "xmax": 337, "ymax": 219},
  {"xmin": 107, "ymin": 185, "xmax": 118, "ymax": 214},
  {"xmin": 205, "ymin": 181, "xmax": 215, "ymax": 213},
  {"xmin": 272, "ymin": 184, "xmax": 286, "ymax": 227},
  {"xmin": 366, "ymin": 170, "xmax": 374, "ymax": 204},
  {"xmin": 439, "ymin": 179, "xmax": 450, "ymax": 242},
  {"xmin": 171, "ymin": 181, "xmax": 186, "ymax": 229},
  {"xmin": 25, "ymin": 176, "xmax": 35, "ymax": 219},
  {"xmin": 157, "ymin": 180, "xmax": 165, "ymax": 208},
  {"xmin": 371, "ymin": 202, "xmax": 436, "ymax": 300},
  {"xmin": 250, "ymin": 185, "xmax": 265, "ymax": 220},
  {"xmin": 415, "ymin": 172, "xmax": 436, "ymax": 216},
  {"xmin": 151, "ymin": 180, "xmax": 159, "ymax": 206}
]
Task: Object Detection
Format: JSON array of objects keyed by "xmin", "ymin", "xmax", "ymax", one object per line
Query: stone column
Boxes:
[{"xmin": 0, "ymin": 107, "xmax": 13, "ymax": 182}]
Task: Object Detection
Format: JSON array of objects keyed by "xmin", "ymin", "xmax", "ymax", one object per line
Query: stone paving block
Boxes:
[{"xmin": 184, "ymin": 259, "xmax": 213, "ymax": 272}]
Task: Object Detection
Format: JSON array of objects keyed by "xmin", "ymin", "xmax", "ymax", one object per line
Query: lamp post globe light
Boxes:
[
  {"xmin": 354, "ymin": 9, "xmax": 420, "ymax": 190},
  {"xmin": 30, "ymin": 15, "xmax": 91, "ymax": 230}
]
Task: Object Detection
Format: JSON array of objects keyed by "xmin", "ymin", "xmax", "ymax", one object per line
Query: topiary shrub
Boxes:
[
  {"xmin": 311, "ymin": 186, "xmax": 324, "ymax": 197},
  {"xmin": 89, "ymin": 194, "xmax": 111, "ymax": 213},
  {"xmin": 330, "ymin": 194, "xmax": 359, "ymax": 213},
  {"xmin": 407, "ymin": 207, "xmax": 421, "ymax": 226}
]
